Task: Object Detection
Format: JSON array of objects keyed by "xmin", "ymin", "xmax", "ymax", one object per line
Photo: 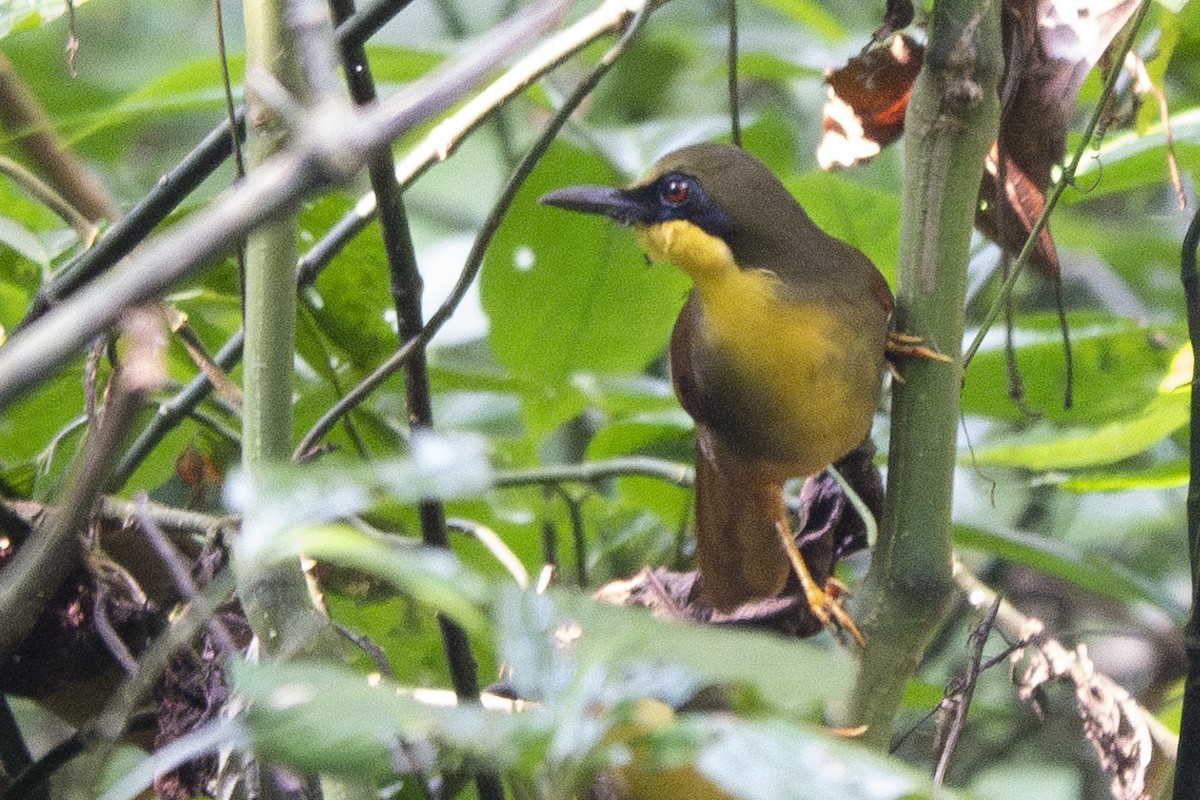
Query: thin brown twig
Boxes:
[
  {"xmin": 0, "ymin": 54, "xmax": 115, "ymax": 220},
  {"xmin": 214, "ymin": 0, "xmax": 246, "ymax": 178},
  {"xmin": 954, "ymin": 560, "xmax": 1178, "ymax": 786},
  {"xmin": 90, "ymin": 577, "xmax": 140, "ymax": 675},
  {"xmin": 292, "ymin": 0, "xmax": 651, "ymax": 458},
  {"xmin": 0, "ymin": 310, "xmax": 165, "ymax": 662},
  {"xmin": 932, "ymin": 596, "xmax": 1000, "ymax": 784},
  {"xmin": 0, "ymin": 0, "xmax": 568, "ymax": 408},
  {"xmin": 131, "ymin": 492, "xmax": 239, "ymax": 654}
]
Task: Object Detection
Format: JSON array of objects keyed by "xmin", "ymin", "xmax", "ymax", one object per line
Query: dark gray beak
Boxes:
[{"xmin": 538, "ymin": 185, "xmax": 651, "ymax": 226}]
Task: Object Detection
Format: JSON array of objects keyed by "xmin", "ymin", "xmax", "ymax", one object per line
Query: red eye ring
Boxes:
[{"xmin": 661, "ymin": 177, "xmax": 690, "ymax": 205}]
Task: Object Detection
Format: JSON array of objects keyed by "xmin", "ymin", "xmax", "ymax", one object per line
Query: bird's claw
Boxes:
[
  {"xmin": 804, "ymin": 578, "xmax": 865, "ymax": 648},
  {"xmin": 886, "ymin": 330, "xmax": 953, "ymax": 363}
]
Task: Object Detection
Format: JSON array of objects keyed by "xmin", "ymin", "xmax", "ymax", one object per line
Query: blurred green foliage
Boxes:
[{"xmin": 1, "ymin": 0, "xmax": 1198, "ymax": 797}]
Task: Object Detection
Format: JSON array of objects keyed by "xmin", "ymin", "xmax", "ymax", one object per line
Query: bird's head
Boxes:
[{"xmin": 539, "ymin": 143, "xmax": 808, "ymax": 284}]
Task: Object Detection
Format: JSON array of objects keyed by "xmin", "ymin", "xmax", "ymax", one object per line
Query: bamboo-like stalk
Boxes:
[
  {"xmin": 848, "ymin": 0, "xmax": 1002, "ymax": 747},
  {"xmin": 237, "ymin": 0, "xmax": 329, "ymax": 660}
]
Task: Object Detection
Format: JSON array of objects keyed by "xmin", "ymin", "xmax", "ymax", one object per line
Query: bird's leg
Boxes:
[
  {"xmin": 773, "ymin": 517, "xmax": 865, "ymax": 647},
  {"xmin": 886, "ymin": 330, "xmax": 953, "ymax": 363}
]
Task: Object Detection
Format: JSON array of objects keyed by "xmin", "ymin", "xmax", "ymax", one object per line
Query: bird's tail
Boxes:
[{"xmin": 693, "ymin": 426, "xmax": 791, "ymax": 612}]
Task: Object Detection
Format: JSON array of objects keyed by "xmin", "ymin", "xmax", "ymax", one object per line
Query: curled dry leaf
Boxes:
[
  {"xmin": 818, "ymin": 34, "xmax": 922, "ymax": 171},
  {"xmin": 819, "ymin": 0, "xmax": 1148, "ymax": 279}
]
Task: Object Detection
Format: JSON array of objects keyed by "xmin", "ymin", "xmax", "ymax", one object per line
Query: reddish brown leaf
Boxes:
[
  {"xmin": 819, "ymin": 0, "xmax": 1143, "ymax": 280},
  {"xmin": 977, "ymin": 146, "xmax": 1061, "ymax": 278},
  {"xmin": 818, "ymin": 34, "xmax": 923, "ymax": 170}
]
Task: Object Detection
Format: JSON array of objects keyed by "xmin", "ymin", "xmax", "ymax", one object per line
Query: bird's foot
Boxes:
[
  {"xmin": 803, "ymin": 577, "xmax": 865, "ymax": 648},
  {"xmin": 775, "ymin": 519, "xmax": 865, "ymax": 647},
  {"xmin": 886, "ymin": 330, "xmax": 953, "ymax": 363}
]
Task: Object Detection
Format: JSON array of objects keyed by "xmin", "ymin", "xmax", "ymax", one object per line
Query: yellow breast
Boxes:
[{"xmin": 638, "ymin": 219, "xmax": 882, "ymax": 473}]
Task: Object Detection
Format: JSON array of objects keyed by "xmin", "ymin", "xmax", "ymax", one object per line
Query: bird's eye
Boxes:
[{"xmin": 660, "ymin": 177, "xmax": 691, "ymax": 205}]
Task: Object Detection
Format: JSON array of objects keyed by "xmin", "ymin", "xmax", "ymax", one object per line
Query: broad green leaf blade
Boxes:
[
  {"xmin": 227, "ymin": 431, "xmax": 494, "ymax": 523},
  {"xmin": 481, "ymin": 141, "xmax": 689, "ymax": 436},
  {"xmin": 692, "ymin": 717, "xmax": 961, "ymax": 800},
  {"xmin": 359, "ymin": 44, "xmax": 443, "ymax": 84},
  {"xmin": 744, "ymin": 0, "xmax": 846, "ymax": 40},
  {"xmin": 1060, "ymin": 459, "xmax": 1189, "ymax": 492},
  {"xmin": 1067, "ymin": 107, "xmax": 1200, "ymax": 201},
  {"xmin": 970, "ymin": 390, "xmax": 1188, "ymax": 470},
  {"xmin": 962, "ymin": 315, "xmax": 1182, "ymax": 424},
  {"xmin": 58, "ymin": 54, "xmax": 246, "ymax": 145},
  {"xmin": 786, "ymin": 171, "xmax": 901, "ymax": 285},
  {"xmin": 300, "ymin": 194, "xmax": 399, "ymax": 370},
  {"xmin": 531, "ymin": 590, "xmax": 857, "ymax": 717},
  {"xmin": 736, "ymin": 51, "xmax": 824, "ymax": 84},
  {"xmin": 280, "ymin": 524, "xmax": 491, "ymax": 633},
  {"xmin": 227, "ymin": 431, "xmax": 494, "ymax": 578},
  {"xmin": 0, "ymin": 0, "xmax": 93, "ymax": 39},
  {"xmin": 232, "ymin": 661, "xmax": 521, "ymax": 782},
  {"xmin": 0, "ymin": 216, "xmax": 49, "ymax": 267},
  {"xmin": 953, "ymin": 524, "xmax": 1185, "ymax": 621}
]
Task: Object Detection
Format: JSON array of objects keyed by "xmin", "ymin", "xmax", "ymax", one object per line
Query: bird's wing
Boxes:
[{"xmin": 669, "ymin": 292, "xmax": 718, "ymax": 426}]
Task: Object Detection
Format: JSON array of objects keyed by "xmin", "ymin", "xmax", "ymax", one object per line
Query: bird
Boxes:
[{"xmin": 540, "ymin": 143, "xmax": 894, "ymax": 642}]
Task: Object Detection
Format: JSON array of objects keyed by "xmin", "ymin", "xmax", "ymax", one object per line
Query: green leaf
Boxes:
[
  {"xmin": 0, "ymin": 361, "xmax": 85, "ymax": 491},
  {"xmin": 0, "ymin": 216, "xmax": 49, "ymax": 267},
  {"xmin": 1134, "ymin": 16, "xmax": 1180, "ymax": 133},
  {"xmin": 970, "ymin": 388, "xmax": 1188, "ymax": 470},
  {"xmin": 736, "ymin": 51, "xmax": 824, "ymax": 84},
  {"xmin": 1059, "ymin": 458, "xmax": 1189, "ymax": 492},
  {"xmin": 228, "ymin": 431, "xmax": 495, "ymax": 552},
  {"xmin": 300, "ymin": 195, "xmax": 399, "ymax": 370},
  {"xmin": 1066, "ymin": 107, "xmax": 1200, "ymax": 201},
  {"xmin": 481, "ymin": 141, "xmax": 689, "ymax": 436},
  {"xmin": 954, "ymin": 524, "xmax": 1186, "ymax": 621},
  {"xmin": 586, "ymin": 409, "xmax": 692, "ymax": 461},
  {"xmin": 271, "ymin": 524, "xmax": 491, "ymax": 634},
  {"xmin": 691, "ymin": 717, "xmax": 958, "ymax": 800},
  {"xmin": 744, "ymin": 0, "xmax": 846, "ymax": 41},
  {"xmin": 739, "ymin": 110, "xmax": 799, "ymax": 177},
  {"xmin": 232, "ymin": 661, "xmax": 521, "ymax": 782},
  {"xmin": 962, "ymin": 315, "xmax": 1182, "ymax": 424},
  {"xmin": 0, "ymin": 0, "xmax": 93, "ymax": 39},
  {"xmin": 359, "ymin": 44, "xmax": 444, "ymax": 84},
  {"xmin": 541, "ymin": 591, "xmax": 857, "ymax": 717},
  {"xmin": 588, "ymin": 34, "xmax": 691, "ymax": 125},
  {"xmin": 61, "ymin": 54, "xmax": 245, "ymax": 144}
]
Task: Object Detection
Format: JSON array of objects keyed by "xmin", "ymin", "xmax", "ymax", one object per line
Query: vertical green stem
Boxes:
[
  {"xmin": 849, "ymin": 0, "xmax": 1001, "ymax": 747},
  {"xmin": 242, "ymin": 0, "xmax": 298, "ymax": 470},
  {"xmin": 240, "ymin": 0, "xmax": 327, "ymax": 656}
]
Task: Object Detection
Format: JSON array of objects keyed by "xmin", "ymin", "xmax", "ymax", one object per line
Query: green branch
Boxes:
[
  {"xmin": 848, "ymin": 0, "xmax": 1001, "ymax": 747},
  {"xmin": 237, "ymin": 0, "xmax": 328, "ymax": 662}
]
